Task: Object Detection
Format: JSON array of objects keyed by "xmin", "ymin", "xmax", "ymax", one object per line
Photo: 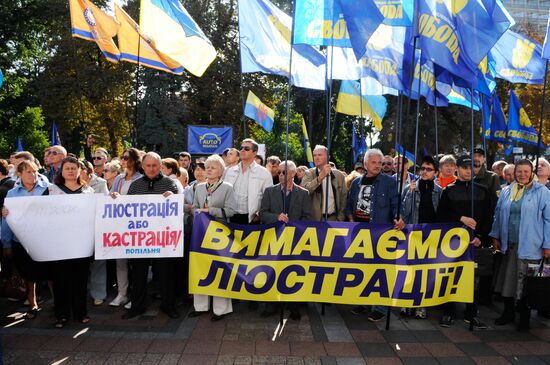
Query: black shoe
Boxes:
[
  {"xmin": 464, "ymin": 317, "xmax": 488, "ymax": 329},
  {"xmin": 351, "ymin": 305, "xmax": 368, "ymax": 315},
  {"xmin": 368, "ymin": 311, "xmax": 385, "ymax": 322},
  {"xmin": 211, "ymin": 314, "xmax": 225, "ymax": 321},
  {"xmin": 289, "ymin": 311, "xmax": 301, "ymax": 321},
  {"xmin": 260, "ymin": 310, "xmax": 276, "ymax": 318},
  {"xmin": 161, "ymin": 307, "xmax": 180, "ymax": 319},
  {"xmin": 122, "ymin": 309, "xmax": 145, "ymax": 319},
  {"xmin": 494, "ymin": 315, "xmax": 515, "ymax": 326},
  {"xmin": 188, "ymin": 310, "xmax": 208, "ymax": 318},
  {"xmin": 440, "ymin": 315, "xmax": 453, "ymax": 328}
]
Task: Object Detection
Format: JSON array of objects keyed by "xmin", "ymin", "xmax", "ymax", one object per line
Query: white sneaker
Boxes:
[
  {"xmin": 109, "ymin": 294, "xmax": 128, "ymax": 307},
  {"xmin": 415, "ymin": 308, "xmax": 427, "ymax": 319},
  {"xmin": 124, "ymin": 301, "xmax": 132, "ymax": 310}
]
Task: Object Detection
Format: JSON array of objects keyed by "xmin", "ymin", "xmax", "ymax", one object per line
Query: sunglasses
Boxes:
[
  {"xmin": 278, "ymin": 171, "xmax": 287, "ymax": 175},
  {"xmin": 93, "ymin": 156, "xmax": 105, "ymax": 160},
  {"xmin": 121, "ymin": 156, "xmax": 130, "ymax": 161},
  {"xmin": 47, "ymin": 151, "xmax": 59, "ymax": 156},
  {"xmin": 382, "ymin": 162, "xmax": 393, "ymax": 166},
  {"xmin": 240, "ymin": 146, "xmax": 253, "ymax": 151},
  {"xmin": 420, "ymin": 167, "xmax": 435, "ymax": 172}
]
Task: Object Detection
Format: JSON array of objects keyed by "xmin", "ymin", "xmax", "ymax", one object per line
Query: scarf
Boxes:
[{"xmin": 511, "ymin": 178, "xmax": 534, "ymax": 202}]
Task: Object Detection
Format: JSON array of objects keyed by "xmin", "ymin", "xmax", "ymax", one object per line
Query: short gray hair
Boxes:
[
  {"xmin": 363, "ymin": 149, "xmax": 383, "ymax": 163},
  {"xmin": 536, "ymin": 157, "xmax": 550, "ymax": 170},
  {"xmin": 313, "ymin": 145, "xmax": 329, "ymax": 156},
  {"xmin": 503, "ymin": 164, "xmax": 515, "ymax": 174},
  {"xmin": 439, "ymin": 154, "xmax": 456, "ymax": 166},
  {"xmin": 279, "ymin": 160, "xmax": 297, "ymax": 173},
  {"xmin": 205, "ymin": 154, "xmax": 225, "ymax": 177},
  {"xmin": 143, "ymin": 152, "xmax": 162, "ymax": 164}
]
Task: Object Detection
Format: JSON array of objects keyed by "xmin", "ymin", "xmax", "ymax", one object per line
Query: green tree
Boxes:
[{"xmin": 0, "ymin": 106, "xmax": 49, "ymax": 157}]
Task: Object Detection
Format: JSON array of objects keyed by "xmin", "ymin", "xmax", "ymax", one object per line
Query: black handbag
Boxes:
[
  {"xmin": 524, "ymin": 260, "xmax": 550, "ymax": 311},
  {"xmin": 474, "ymin": 247, "xmax": 494, "ymax": 277}
]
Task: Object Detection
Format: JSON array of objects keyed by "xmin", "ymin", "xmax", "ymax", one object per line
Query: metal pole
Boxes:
[{"xmin": 536, "ymin": 60, "xmax": 548, "ymax": 174}]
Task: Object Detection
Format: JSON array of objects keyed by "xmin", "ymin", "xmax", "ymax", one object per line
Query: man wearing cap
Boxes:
[
  {"xmin": 354, "ymin": 162, "xmax": 365, "ymax": 174},
  {"xmin": 224, "ymin": 138, "xmax": 273, "ymax": 224},
  {"xmin": 436, "ymin": 154, "xmax": 494, "ymax": 329}
]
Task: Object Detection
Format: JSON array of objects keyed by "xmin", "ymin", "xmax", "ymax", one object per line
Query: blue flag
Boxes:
[
  {"xmin": 338, "ymin": 0, "xmax": 384, "ymax": 60},
  {"xmin": 405, "ymin": 53, "xmax": 449, "ymax": 107},
  {"xmin": 444, "ymin": 85, "xmax": 481, "ymax": 110},
  {"xmin": 375, "ymin": 0, "xmax": 414, "ymax": 27},
  {"xmin": 543, "ymin": 9, "xmax": 550, "ymax": 60},
  {"xmin": 508, "ymin": 90, "xmax": 544, "ymax": 147},
  {"xmin": 490, "ymin": 30, "xmax": 546, "ymax": 84},
  {"xmin": 51, "ymin": 122, "xmax": 61, "ymax": 146},
  {"xmin": 0, "ymin": 69, "xmax": 3, "ymax": 89},
  {"xmin": 352, "ymin": 124, "xmax": 367, "ymax": 161},
  {"xmin": 187, "ymin": 126, "xmax": 233, "ymax": 154},
  {"xmin": 360, "ymin": 76, "xmax": 399, "ymax": 96},
  {"xmin": 481, "ymin": 94, "xmax": 508, "ymax": 143},
  {"xmin": 359, "ymin": 24, "xmax": 412, "ymax": 92},
  {"xmin": 416, "ymin": 0, "xmax": 513, "ymax": 83},
  {"xmin": 239, "ymin": 0, "xmax": 326, "ymax": 90},
  {"xmin": 395, "ymin": 143, "xmax": 415, "ymax": 164},
  {"xmin": 17, "ymin": 137, "xmax": 23, "ymax": 152}
]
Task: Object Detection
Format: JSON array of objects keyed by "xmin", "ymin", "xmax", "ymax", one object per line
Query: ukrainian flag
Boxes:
[
  {"xmin": 336, "ymin": 80, "xmax": 386, "ymax": 131},
  {"xmin": 69, "ymin": 0, "xmax": 121, "ymax": 63},
  {"xmin": 140, "ymin": 0, "xmax": 216, "ymax": 77},
  {"xmin": 244, "ymin": 91, "xmax": 275, "ymax": 132},
  {"xmin": 115, "ymin": 5, "xmax": 184, "ymax": 75},
  {"xmin": 301, "ymin": 118, "xmax": 314, "ymax": 168},
  {"xmin": 508, "ymin": 90, "xmax": 544, "ymax": 147}
]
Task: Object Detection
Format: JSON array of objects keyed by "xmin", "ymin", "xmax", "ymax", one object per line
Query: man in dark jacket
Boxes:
[
  {"xmin": 346, "ymin": 148, "xmax": 404, "ymax": 322},
  {"xmin": 260, "ymin": 160, "xmax": 311, "ymax": 320},
  {"xmin": 436, "ymin": 155, "xmax": 494, "ymax": 329}
]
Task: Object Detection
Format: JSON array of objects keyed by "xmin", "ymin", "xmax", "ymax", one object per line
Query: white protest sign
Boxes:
[
  {"xmin": 95, "ymin": 194, "xmax": 185, "ymax": 259},
  {"xmin": 4, "ymin": 194, "xmax": 97, "ymax": 261}
]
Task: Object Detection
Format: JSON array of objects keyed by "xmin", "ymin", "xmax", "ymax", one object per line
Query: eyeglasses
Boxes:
[
  {"xmin": 47, "ymin": 151, "xmax": 58, "ymax": 156},
  {"xmin": 93, "ymin": 156, "xmax": 104, "ymax": 160},
  {"xmin": 121, "ymin": 156, "xmax": 130, "ymax": 161},
  {"xmin": 240, "ymin": 146, "xmax": 252, "ymax": 151},
  {"xmin": 420, "ymin": 167, "xmax": 435, "ymax": 172},
  {"xmin": 278, "ymin": 171, "xmax": 286, "ymax": 175},
  {"xmin": 382, "ymin": 162, "xmax": 393, "ymax": 166}
]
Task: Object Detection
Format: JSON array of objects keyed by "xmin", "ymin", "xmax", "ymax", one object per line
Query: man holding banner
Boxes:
[
  {"xmin": 346, "ymin": 149, "xmax": 404, "ymax": 322},
  {"xmin": 121, "ymin": 152, "xmax": 180, "ymax": 320}
]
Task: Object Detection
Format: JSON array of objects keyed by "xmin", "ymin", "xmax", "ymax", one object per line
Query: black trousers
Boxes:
[
  {"xmin": 129, "ymin": 258, "xmax": 178, "ymax": 312},
  {"xmin": 52, "ymin": 257, "xmax": 90, "ymax": 320}
]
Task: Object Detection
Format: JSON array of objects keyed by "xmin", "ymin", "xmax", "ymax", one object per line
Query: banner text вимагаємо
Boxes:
[{"xmin": 189, "ymin": 214, "xmax": 474, "ymax": 308}]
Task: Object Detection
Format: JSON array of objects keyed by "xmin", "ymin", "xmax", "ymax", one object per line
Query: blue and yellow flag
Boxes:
[
  {"xmin": 359, "ymin": 24, "xmax": 413, "ymax": 92},
  {"xmin": 416, "ymin": 0, "xmax": 513, "ymax": 83},
  {"xmin": 508, "ymin": 90, "xmax": 544, "ymax": 147},
  {"xmin": 301, "ymin": 118, "xmax": 314, "ymax": 167},
  {"xmin": 543, "ymin": 9, "xmax": 550, "ymax": 60},
  {"xmin": 140, "ymin": 0, "xmax": 216, "ymax": 77},
  {"xmin": 336, "ymin": 80, "xmax": 386, "ymax": 131},
  {"xmin": 395, "ymin": 143, "xmax": 415, "ymax": 165},
  {"xmin": 338, "ymin": 0, "xmax": 384, "ymax": 60},
  {"xmin": 361, "ymin": 76, "xmax": 398, "ymax": 96},
  {"xmin": 375, "ymin": 0, "xmax": 414, "ymax": 27},
  {"xmin": 115, "ymin": 5, "xmax": 184, "ymax": 75},
  {"xmin": 239, "ymin": 0, "xmax": 326, "ymax": 90},
  {"xmin": 69, "ymin": 0, "xmax": 121, "ymax": 63},
  {"xmin": 244, "ymin": 91, "xmax": 275, "ymax": 132},
  {"xmin": 481, "ymin": 94, "xmax": 508, "ymax": 143},
  {"xmin": 405, "ymin": 54, "xmax": 449, "ymax": 107},
  {"xmin": 490, "ymin": 30, "xmax": 545, "ymax": 85}
]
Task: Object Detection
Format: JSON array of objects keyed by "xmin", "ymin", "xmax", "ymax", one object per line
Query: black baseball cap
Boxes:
[
  {"xmin": 473, "ymin": 147, "xmax": 485, "ymax": 156},
  {"xmin": 456, "ymin": 155, "xmax": 472, "ymax": 167}
]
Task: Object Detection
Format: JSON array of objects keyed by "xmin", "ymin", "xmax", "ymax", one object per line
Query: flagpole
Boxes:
[
  {"xmin": 535, "ymin": 60, "xmax": 548, "ymax": 173},
  {"xmin": 413, "ymin": 51, "xmax": 422, "ymax": 177},
  {"xmin": 434, "ymin": 104, "xmax": 438, "ymax": 156},
  {"xmin": 133, "ymin": 30, "xmax": 141, "ymax": 146},
  {"xmin": 469, "ymin": 84, "xmax": 475, "ymax": 333},
  {"xmin": 237, "ymin": 1, "xmax": 248, "ymax": 140}
]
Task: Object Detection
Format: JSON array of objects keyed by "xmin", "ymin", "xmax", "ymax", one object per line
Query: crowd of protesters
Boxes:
[{"xmin": 0, "ymin": 136, "xmax": 549, "ymax": 332}]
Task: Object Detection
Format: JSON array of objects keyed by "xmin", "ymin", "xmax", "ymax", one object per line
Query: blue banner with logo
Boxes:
[
  {"xmin": 188, "ymin": 126, "xmax": 233, "ymax": 154},
  {"xmin": 189, "ymin": 213, "xmax": 474, "ymax": 306}
]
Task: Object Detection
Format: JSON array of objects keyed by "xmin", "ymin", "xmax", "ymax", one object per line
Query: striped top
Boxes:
[{"xmin": 128, "ymin": 174, "xmax": 179, "ymax": 195}]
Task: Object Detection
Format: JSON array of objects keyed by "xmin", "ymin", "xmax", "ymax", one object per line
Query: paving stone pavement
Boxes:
[{"xmin": 2, "ymin": 296, "xmax": 550, "ymax": 365}]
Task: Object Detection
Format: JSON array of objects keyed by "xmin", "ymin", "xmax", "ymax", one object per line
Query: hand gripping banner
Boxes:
[{"xmin": 189, "ymin": 214, "xmax": 475, "ymax": 307}]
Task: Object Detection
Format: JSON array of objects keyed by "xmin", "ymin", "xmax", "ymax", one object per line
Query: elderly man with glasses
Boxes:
[{"xmin": 44, "ymin": 145, "xmax": 67, "ymax": 183}]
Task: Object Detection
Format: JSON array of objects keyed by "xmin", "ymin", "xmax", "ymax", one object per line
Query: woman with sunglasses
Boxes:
[
  {"xmin": 48, "ymin": 157, "xmax": 95, "ymax": 328},
  {"xmin": 2, "ymin": 160, "xmax": 51, "ymax": 320},
  {"xmin": 108, "ymin": 148, "xmax": 143, "ymax": 308},
  {"xmin": 401, "ymin": 155, "xmax": 443, "ymax": 319}
]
